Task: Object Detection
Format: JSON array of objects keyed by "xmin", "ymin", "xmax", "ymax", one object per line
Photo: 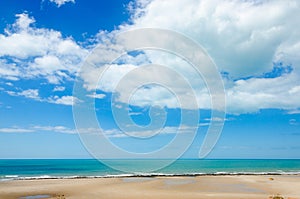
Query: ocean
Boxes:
[{"xmin": 0, "ymin": 159, "xmax": 299, "ymax": 181}]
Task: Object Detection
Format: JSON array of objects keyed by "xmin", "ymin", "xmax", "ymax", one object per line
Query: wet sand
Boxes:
[{"xmin": 0, "ymin": 175, "xmax": 299, "ymax": 199}]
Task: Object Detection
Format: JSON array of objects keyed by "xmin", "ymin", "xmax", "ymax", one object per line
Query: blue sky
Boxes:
[{"xmin": 0, "ymin": 0, "xmax": 299, "ymax": 159}]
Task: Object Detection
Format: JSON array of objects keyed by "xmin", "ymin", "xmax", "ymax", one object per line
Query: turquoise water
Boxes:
[{"xmin": 0, "ymin": 159, "xmax": 299, "ymax": 180}]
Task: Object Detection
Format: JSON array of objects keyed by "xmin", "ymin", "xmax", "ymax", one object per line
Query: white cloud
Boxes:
[
  {"xmin": 49, "ymin": 0, "xmax": 75, "ymax": 7},
  {"xmin": 0, "ymin": 127, "xmax": 35, "ymax": 133},
  {"xmin": 0, "ymin": 13, "xmax": 87, "ymax": 84},
  {"xmin": 81, "ymin": 49, "xmax": 210, "ymax": 110},
  {"xmin": 105, "ymin": 125, "xmax": 198, "ymax": 138},
  {"xmin": 73, "ymin": 125, "xmax": 198, "ymax": 138},
  {"xmin": 19, "ymin": 89, "xmax": 40, "ymax": 100},
  {"xmin": 14, "ymin": 13, "xmax": 36, "ymax": 30},
  {"xmin": 0, "ymin": 123, "xmax": 200, "ymax": 138},
  {"xmin": 6, "ymin": 88, "xmax": 77, "ymax": 106},
  {"xmin": 77, "ymin": 0, "xmax": 300, "ymax": 114},
  {"xmin": 33, "ymin": 125, "xmax": 75, "ymax": 134},
  {"xmin": 289, "ymin": 85, "xmax": 300, "ymax": 95},
  {"xmin": 0, "ymin": 60, "xmax": 20, "ymax": 81},
  {"xmin": 287, "ymin": 109, "xmax": 300, "ymax": 115},
  {"xmin": 0, "ymin": 125, "xmax": 74, "ymax": 134},
  {"xmin": 204, "ymin": 117, "xmax": 234, "ymax": 122},
  {"xmin": 127, "ymin": 0, "xmax": 300, "ymax": 77},
  {"xmin": 48, "ymin": 95, "xmax": 77, "ymax": 106},
  {"xmin": 7, "ymin": 89, "xmax": 40, "ymax": 100},
  {"xmin": 1, "ymin": 1, "xmax": 300, "ymax": 115},
  {"xmin": 87, "ymin": 93, "xmax": 106, "ymax": 99},
  {"xmin": 227, "ymin": 73, "xmax": 300, "ymax": 114},
  {"xmin": 5, "ymin": 82, "xmax": 13, "ymax": 86},
  {"xmin": 53, "ymin": 86, "xmax": 65, "ymax": 92}
]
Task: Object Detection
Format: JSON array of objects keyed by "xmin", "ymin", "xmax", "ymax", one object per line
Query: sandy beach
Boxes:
[{"xmin": 0, "ymin": 175, "xmax": 299, "ymax": 199}]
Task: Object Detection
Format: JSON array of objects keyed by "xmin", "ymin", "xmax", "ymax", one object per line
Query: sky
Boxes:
[{"xmin": 0, "ymin": 0, "xmax": 299, "ymax": 159}]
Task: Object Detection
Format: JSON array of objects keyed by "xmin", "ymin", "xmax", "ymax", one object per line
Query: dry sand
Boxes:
[{"xmin": 0, "ymin": 175, "xmax": 299, "ymax": 199}]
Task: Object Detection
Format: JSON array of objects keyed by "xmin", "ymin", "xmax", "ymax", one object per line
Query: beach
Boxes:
[{"xmin": 0, "ymin": 175, "xmax": 299, "ymax": 199}]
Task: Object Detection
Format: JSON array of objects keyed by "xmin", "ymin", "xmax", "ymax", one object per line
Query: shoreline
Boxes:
[
  {"xmin": 2, "ymin": 172, "xmax": 300, "ymax": 181},
  {"xmin": 0, "ymin": 175, "xmax": 299, "ymax": 199}
]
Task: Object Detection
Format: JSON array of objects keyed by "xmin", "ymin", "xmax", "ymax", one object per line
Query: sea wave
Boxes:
[
  {"xmin": 5, "ymin": 175, "xmax": 19, "ymax": 178},
  {"xmin": 1, "ymin": 171, "xmax": 300, "ymax": 181}
]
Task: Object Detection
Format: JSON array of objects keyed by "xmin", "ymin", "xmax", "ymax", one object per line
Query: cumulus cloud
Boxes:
[
  {"xmin": 48, "ymin": 95, "xmax": 77, "ymax": 106},
  {"xmin": 0, "ymin": 13, "xmax": 87, "ymax": 84},
  {"xmin": 227, "ymin": 72, "xmax": 300, "ymax": 114},
  {"xmin": 76, "ymin": 0, "xmax": 300, "ymax": 114},
  {"xmin": 80, "ymin": 43, "xmax": 211, "ymax": 110},
  {"xmin": 49, "ymin": 0, "xmax": 75, "ymax": 7},
  {"xmin": 127, "ymin": 0, "xmax": 300, "ymax": 77},
  {"xmin": 1, "ymin": 1, "xmax": 300, "ymax": 115}
]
